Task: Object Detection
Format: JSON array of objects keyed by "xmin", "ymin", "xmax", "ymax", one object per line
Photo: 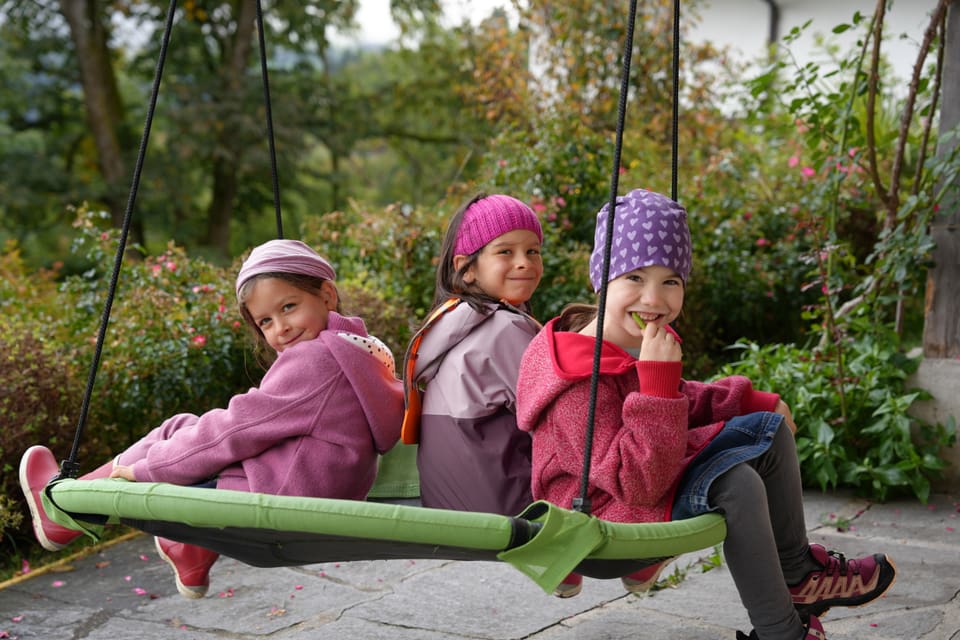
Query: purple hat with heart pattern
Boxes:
[{"xmin": 589, "ymin": 188, "xmax": 692, "ymax": 291}]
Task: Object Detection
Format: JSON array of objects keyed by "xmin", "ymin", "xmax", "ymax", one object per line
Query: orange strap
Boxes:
[{"xmin": 400, "ymin": 298, "xmax": 462, "ymax": 444}]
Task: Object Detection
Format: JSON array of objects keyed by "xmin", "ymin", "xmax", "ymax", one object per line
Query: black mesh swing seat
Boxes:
[
  {"xmin": 39, "ymin": 0, "xmax": 726, "ymax": 597},
  {"xmin": 42, "ymin": 478, "xmax": 725, "ymax": 593}
]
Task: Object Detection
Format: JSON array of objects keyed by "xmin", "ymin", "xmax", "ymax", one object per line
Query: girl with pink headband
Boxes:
[
  {"xmin": 402, "ymin": 193, "xmax": 543, "ymax": 517},
  {"xmin": 20, "ymin": 239, "xmax": 404, "ymax": 599}
]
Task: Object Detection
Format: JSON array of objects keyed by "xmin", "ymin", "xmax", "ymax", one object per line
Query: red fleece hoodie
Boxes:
[{"xmin": 516, "ymin": 318, "xmax": 778, "ymax": 523}]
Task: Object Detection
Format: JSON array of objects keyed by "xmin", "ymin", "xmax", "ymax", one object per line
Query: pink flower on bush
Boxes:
[
  {"xmin": 532, "ymin": 203, "xmax": 546, "ymax": 213},
  {"xmin": 788, "ymin": 156, "xmax": 799, "ymax": 168},
  {"xmin": 165, "ymin": 261, "xmax": 177, "ymax": 271},
  {"xmin": 554, "ymin": 196, "xmax": 566, "ymax": 208},
  {"xmin": 801, "ymin": 166, "xmax": 816, "ymax": 178},
  {"xmin": 151, "ymin": 264, "xmax": 162, "ymax": 276},
  {"xmin": 191, "ymin": 335, "xmax": 207, "ymax": 348},
  {"xmin": 756, "ymin": 238, "xmax": 769, "ymax": 247},
  {"xmin": 498, "ymin": 159, "xmax": 508, "ymax": 168}
]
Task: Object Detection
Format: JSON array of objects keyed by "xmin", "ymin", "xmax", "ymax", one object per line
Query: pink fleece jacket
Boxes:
[
  {"xmin": 117, "ymin": 313, "xmax": 403, "ymax": 500},
  {"xmin": 515, "ymin": 318, "xmax": 779, "ymax": 523}
]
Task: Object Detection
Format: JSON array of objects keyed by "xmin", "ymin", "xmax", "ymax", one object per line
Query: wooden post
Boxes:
[{"xmin": 924, "ymin": 0, "xmax": 960, "ymax": 359}]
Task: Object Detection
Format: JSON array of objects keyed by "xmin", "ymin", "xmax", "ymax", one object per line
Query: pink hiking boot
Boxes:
[
  {"xmin": 789, "ymin": 543, "xmax": 897, "ymax": 616},
  {"xmin": 155, "ymin": 537, "xmax": 220, "ymax": 599},
  {"xmin": 19, "ymin": 446, "xmax": 83, "ymax": 551},
  {"xmin": 20, "ymin": 446, "xmax": 124, "ymax": 551},
  {"xmin": 737, "ymin": 612, "xmax": 827, "ymax": 640}
]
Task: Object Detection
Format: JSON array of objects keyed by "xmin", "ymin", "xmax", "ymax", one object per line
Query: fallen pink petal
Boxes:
[
  {"xmin": 133, "ymin": 587, "xmax": 147, "ymax": 596},
  {"xmin": 294, "ymin": 584, "xmax": 303, "ymax": 590},
  {"xmin": 10, "ymin": 617, "xmax": 22, "ymax": 623},
  {"xmin": 51, "ymin": 580, "xmax": 64, "ymax": 588},
  {"xmin": 20, "ymin": 560, "xmax": 30, "ymax": 575}
]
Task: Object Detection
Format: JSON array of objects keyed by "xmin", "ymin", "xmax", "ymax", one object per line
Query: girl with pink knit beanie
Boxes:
[
  {"xmin": 515, "ymin": 189, "xmax": 896, "ymax": 640},
  {"xmin": 20, "ymin": 239, "xmax": 404, "ymax": 600},
  {"xmin": 401, "ymin": 193, "xmax": 544, "ymax": 517}
]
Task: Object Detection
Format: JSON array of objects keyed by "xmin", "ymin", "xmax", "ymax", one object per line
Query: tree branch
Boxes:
[
  {"xmin": 888, "ymin": 0, "xmax": 950, "ymax": 224},
  {"xmin": 913, "ymin": 6, "xmax": 948, "ymax": 197},
  {"xmin": 865, "ymin": 0, "xmax": 889, "ymax": 210}
]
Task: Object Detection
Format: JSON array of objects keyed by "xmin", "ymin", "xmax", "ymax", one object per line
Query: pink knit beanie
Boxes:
[
  {"xmin": 235, "ymin": 239, "xmax": 337, "ymax": 297},
  {"xmin": 453, "ymin": 194, "xmax": 543, "ymax": 256},
  {"xmin": 589, "ymin": 188, "xmax": 692, "ymax": 292}
]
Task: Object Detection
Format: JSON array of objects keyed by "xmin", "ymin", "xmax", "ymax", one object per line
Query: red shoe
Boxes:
[
  {"xmin": 19, "ymin": 446, "xmax": 82, "ymax": 551},
  {"xmin": 553, "ymin": 572, "xmax": 583, "ymax": 598},
  {"xmin": 737, "ymin": 612, "xmax": 827, "ymax": 640},
  {"xmin": 621, "ymin": 558, "xmax": 670, "ymax": 593},
  {"xmin": 804, "ymin": 613, "xmax": 827, "ymax": 640},
  {"xmin": 155, "ymin": 537, "xmax": 219, "ymax": 599},
  {"xmin": 790, "ymin": 544, "xmax": 897, "ymax": 616}
]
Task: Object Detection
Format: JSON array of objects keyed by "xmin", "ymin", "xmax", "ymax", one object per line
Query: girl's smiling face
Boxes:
[
  {"xmin": 455, "ymin": 229, "xmax": 544, "ymax": 306},
  {"xmin": 244, "ymin": 277, "xmax": 338, "ymax": 353},
  {"xmin": 601, "ymin": 265, "xmax": 684, "ymax": 349}
]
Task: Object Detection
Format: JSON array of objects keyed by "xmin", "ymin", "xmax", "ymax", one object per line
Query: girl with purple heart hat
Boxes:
[
  {"xmin": 516, "ymin": 189, "xmax": 895, "ymax": 639},
  {"xmin": 20, "ymin": 239, "xmax": 404, "ymax": 600}
]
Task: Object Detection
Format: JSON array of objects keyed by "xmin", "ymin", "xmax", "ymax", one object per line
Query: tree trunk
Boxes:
[
  {"xmin": 202, "ymin": 0, "xmax": 258, "ymax": 257},
  {"xmin": 924, "ymin": 0, "xmax": 960, "ymax": 358},
  {"xmin": 58, "ymin": 0, "xmax": 142, "ymax": 244}
]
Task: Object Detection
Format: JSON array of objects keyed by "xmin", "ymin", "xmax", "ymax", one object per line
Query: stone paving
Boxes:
[{"xmin": 1, "ymin": 491, "xmax": 958, "ymax": 639}]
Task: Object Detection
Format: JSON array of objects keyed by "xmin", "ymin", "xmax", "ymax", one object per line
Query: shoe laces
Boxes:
[{"xmin": 822, "ymin": 549, "xmax": 855, "ymax": 575}]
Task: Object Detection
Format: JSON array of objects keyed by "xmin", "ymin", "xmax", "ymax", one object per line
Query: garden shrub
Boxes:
[
  {"xmin": 336, "ymin": 279, "xmax": 417, "ymax": 366},
  {"xmin": 0, "ymin": 324, "xmax": 85, "ymax": 556},
  {"xmin": 54, "ymin": 215, "xmax": 253, "ymax": 453},
  {"xmin": 716, "ymin": 317, "xmax": 956, "ymax": 502},
  {"xmin": 300, "ymin": 201, "xmax": 446, "ymax": 323}
]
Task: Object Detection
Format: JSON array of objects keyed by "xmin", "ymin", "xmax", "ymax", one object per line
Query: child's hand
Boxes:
[
  {"xmin": 638, "ymin": 322, "xmax": 682, "ymax": 362},
  {"xmin": 774, "ymin": 399, "xmax": 798, "ymax": 434},
  {"xmin": 109, "ymin": 465, "xmax": 136, "ymax": 481}
]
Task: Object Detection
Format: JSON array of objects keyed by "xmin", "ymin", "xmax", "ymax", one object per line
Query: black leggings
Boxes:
[{"xmin": 708, "ymin": 423, "xmax": 818, "ymax": 640}]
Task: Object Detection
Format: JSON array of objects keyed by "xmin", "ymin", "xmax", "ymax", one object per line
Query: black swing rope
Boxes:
[
  {"xmin": 57, "ymin": 0, "xmax": 284, "ymax": 480},
  {"xmin": 574, "ymin": 0, "xmax": 681, "ymax": 514}
]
